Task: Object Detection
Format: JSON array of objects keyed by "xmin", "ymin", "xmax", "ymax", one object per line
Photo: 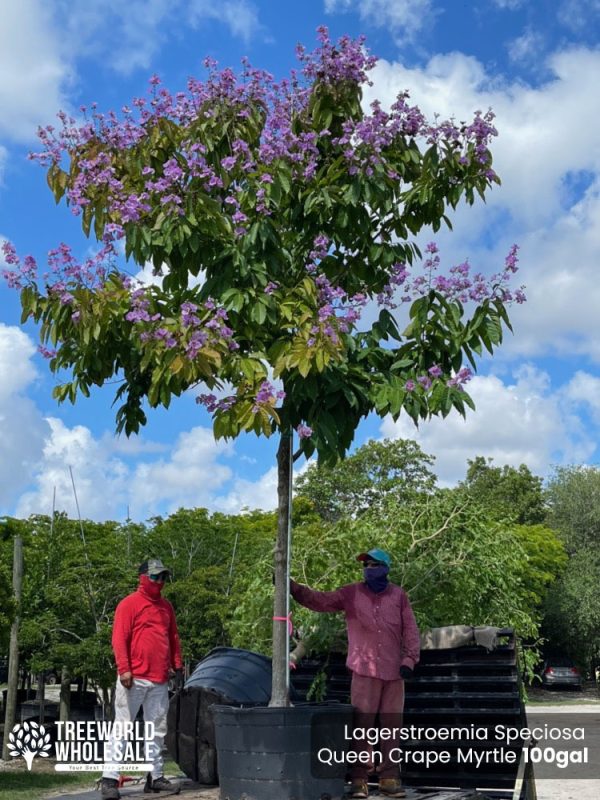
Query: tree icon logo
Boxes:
[{"xmin": 8, "ymin": 720, "xmax": 52, "ymax": 770}]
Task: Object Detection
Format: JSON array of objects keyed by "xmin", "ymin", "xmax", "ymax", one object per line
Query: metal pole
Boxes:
[{"xmin": 285, "ymin": 431, "xmax": 293, "ymax": 694}]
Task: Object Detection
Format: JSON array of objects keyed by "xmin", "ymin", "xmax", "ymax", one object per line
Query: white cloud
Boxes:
[
  {"xmin": 491, "ymin": 0, "xmax": 525, "ymax": 9},
  {"xmin": 128, "ymin": 427, "xmax": 234, "ymax": 518},
  {"xmin": 325, "ymin": 0, "xmax": 437, "ymax": 45},
  {"xmin": 0, "ymin": 0, "xmax": 264, "ymax": 151},
  {"xmin": 213, "ymin": 465, "xmax": 278, "ymax": 513},
  {"xmin": 14, "ymin": 417, "xmax": 130, "ymax": 520},
  {"xmin": 380, "ymin": 367, "xmax": 595, "ymax": 485},
  {"xmin": 56, "ymin": 0, "xmax": 263, "ymax": 74},
  {"xmin": 508, "ymin": 28, "xmax": 546, "ymax": 65},
  {"xmin": 557, "ymin": 0, "xmax": 600, "ymax": 33},
  {"xmin": 496, "ymin": 180, "xmax": 600, "ymax": 362},
  {"xmin": 367, "ymin": 48, "xmax": 600, "ymax": 227},
  {"xmin": 189, "ymin": 0, "xmax": 262, "ymax": 44},
  {"xmin": 562, "ymin": 370, "xmax": 600, "ymax": 424},
  {"xmin": 0, "ymin": 0, "xmax": 72, "ymax": 142},
  {"xmin": 55, "ymin": 0, "xmax": 176, "ymax": 75},
  {"xmin": 14, "ymin": 418, "xmax": 280, "ymax": 521},
  {"xmin": 363, "ymin": 47, "xmax": 600, "ymax": 364},
  {"xmin": 0, "ymin": 322, "xmax": 276, "ymax": 522},
  {"xmin": 0, "ymin": 325, "xmax": 49, "ymax": 508}
]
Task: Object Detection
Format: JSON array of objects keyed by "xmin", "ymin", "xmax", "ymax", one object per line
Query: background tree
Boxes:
[
  {"xmin": 295, "ymin": 437, "xmax": 436, "ymax": 521},
  {"xmin": 541, "ymin": 465, "xmax": 600, "ymax": 670},
  {"xmin": 229, "ymin": 488, "xmax": 563, "ymax": 682},
  {"xmin": 541, "ymin": 546, "xmax": 600, "ymax": 670},
  {"xmin": 0, "ymin": 522, "xmax": 17, "ymax": 651},
  {"xmin": 461, "ymin": 456, "xmax": 545, "ymax": 524},
  {"xmin": 3, "ymin": 29, "xmax": 523, "ymax": 705},
  {"xmin": 15, "ymin": 514, "xmax": 146, "ymax": 704},
  {"xmin": 545, "ymin": 465, "xmax": 600, "ymax": 552}
]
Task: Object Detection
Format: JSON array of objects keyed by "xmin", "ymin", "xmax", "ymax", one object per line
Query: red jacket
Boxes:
[
  {"xmin": 291, "ymin": 580, "xmax": 420, "ymax": 680},
  {"xmin": 112, "ymin": 580, "xmax": 183, "ymax": 683}
]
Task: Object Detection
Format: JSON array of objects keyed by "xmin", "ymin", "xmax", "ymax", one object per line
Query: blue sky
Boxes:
[{"xmin": 2, "ymin": 0, "xmax": 600, "ymax": 521}]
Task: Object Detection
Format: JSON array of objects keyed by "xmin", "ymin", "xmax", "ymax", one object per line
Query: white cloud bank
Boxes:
[
  {"xmin": 364, "ymin": 47, "xmax": 600, "ymax": 364},
  {"xmin": 0, "ymin": 0, "xmax": 263, "ymax": 147},
  {"xmin": 0, "ymin": 0, "xmax": 72, "ymax": 142},
  {"xmin": 325, "ymin": 0, "xmax": 437, "ymax": 45},
  {"xmin": 381, "ymin": 367, "xmax": 597, "ymax": 485},
  {"xmin": 0, "ymin": 324, "xmax": 278, "ymax": 521}
]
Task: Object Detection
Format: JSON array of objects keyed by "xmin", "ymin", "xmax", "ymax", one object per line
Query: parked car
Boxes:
[{"xmin": 541, "ymin": 655, "xmax": 583, "ymax": 689}]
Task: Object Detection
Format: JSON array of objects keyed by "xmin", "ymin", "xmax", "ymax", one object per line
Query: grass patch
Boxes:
[
  {"xmin": 0, "ymin": 758, "xmax": 183, "ymax": 800},
  {"xmin": 0, "ymin": 766, "xmax": 94, "ymax": 800}
]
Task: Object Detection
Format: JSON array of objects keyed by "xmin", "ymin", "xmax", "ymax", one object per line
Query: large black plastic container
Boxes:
[
  {"xmin": 185, "ymin": 647, "xmax": 274, "ymax": 703},
  {"xmin": 166, "ymin": 647, "xmax": 293, "ymax": 784},
  {"xmin": 213, "ymin": 703, "xmax": 352, "ymax": 800}
]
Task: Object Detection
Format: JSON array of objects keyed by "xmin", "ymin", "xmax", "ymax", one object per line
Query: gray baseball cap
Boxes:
[{"xmin": 138, "ymin": 558, "xmax": 172, "ymax": 577}]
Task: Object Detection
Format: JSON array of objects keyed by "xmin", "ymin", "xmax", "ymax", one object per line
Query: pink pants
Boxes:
[{"xmin": 348, "ymin": 672, "xmax": 405, "ymax": 781}]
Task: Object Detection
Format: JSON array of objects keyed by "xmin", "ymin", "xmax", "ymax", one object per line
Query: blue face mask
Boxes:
[{"xmin": 363, "ymin": 565, "xmax": 389, "ymax": 593}]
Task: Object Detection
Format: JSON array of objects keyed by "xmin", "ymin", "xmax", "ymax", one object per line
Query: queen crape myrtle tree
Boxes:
[{"xmin": 3, "ymin": 29, "xmax": 524, "ymax": 705}]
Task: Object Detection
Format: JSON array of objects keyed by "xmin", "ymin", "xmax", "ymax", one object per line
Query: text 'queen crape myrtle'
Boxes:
[{"xmin": 3, "ymin": 27, "xmax": 523, "ymax": 467}]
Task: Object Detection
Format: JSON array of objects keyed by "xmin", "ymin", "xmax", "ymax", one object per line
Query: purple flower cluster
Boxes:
[
  {"xmin": 27, "ymin": 27, "xmax": 501, "ymax": 244},
  {"xmin": 405, "ymin": 365, "xmax": 472, "ymax": 395},
  {"xmin": 376, "ymin": 262, "xmax": 409, "ymax": 308},
  {"xmin": 2, "ymin": 238, "xmax": 118, "ymax": 303},
  {"xmin": 378, "ymin": 243, "xmax": 524, "ymax": 309},
  {"xmin": 253, "ymin": 380, "xmax": 286, "ymax": 412},
  {"xmin": 447, "ymin": 367, "xmax": 473, "ymax": 388},
  {"xmin": 196, "ymin": 393, "xmax": 236, "ymax": 413},
  {"xmin": 296, "ymin": 26, "xmax": 377, "ymax": 86},
  {"xmin": 38, "ymin": 345, "xmax": 58, "ymax": 360},
  {"xmin": 296, "ymin": 423, "xmax": 313, "ymax": 439},
  {"xmin": 307, "ymin": 269, "xmax": 366, "ymax": 347},
  {"xmin": 125, "ymin": 292, "xmax": 237, "ymax": 359},
  {"xmin": 1, "ymin": 241, "xmax": 37, "ymax": 289}
]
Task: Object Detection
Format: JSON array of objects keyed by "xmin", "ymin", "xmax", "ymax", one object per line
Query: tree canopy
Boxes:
[
  {"xmin": 461, "ymin": 456, "xmax": 545, "ymax": 525},
  {"xmin": 294, "ymin": 437, "xmax": 437, "ymax": 521},
  {"xmin": 2, "ymin": 28, "xmax": 523, "ymax": 463},
  {"xmin": 542, "ymin": 465, "xmax": 600, "ymax": 668}
]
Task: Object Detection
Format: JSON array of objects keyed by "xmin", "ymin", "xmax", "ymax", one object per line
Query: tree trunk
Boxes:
[
  {"xmin": 37, "ymin": 674, "xmax": 45, "ymax": 724},
  {"xmin": 269, "ymin": 431, "xmax": 293, "ymax": 707},
  {"xmin": 2, "ymin": 535, "xmax": 23, "ymax": 760},
  {"xmin": 60, "ymin": 666, "xmax": 71, "ymax": 723}
]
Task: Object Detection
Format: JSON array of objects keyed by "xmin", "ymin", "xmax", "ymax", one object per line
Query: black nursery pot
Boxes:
[{"xmin": 212, "ymin": 703, "xmax": 353, "ymax": 800}]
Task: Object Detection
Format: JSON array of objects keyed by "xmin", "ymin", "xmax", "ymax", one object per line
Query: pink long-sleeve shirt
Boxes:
[{"xmin": 290, "ymin": 579, "xmax": 420, "ymax": 680}]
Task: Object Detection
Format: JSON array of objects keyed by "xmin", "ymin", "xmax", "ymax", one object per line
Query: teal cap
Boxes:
[{"xmin": 357, "ymin": 548, "xmax": 391, "ymax": 567}]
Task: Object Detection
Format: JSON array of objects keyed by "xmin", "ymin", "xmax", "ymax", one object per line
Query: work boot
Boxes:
[
  {"xmin": 100, "ymin": 778, "xmax": 120, "ymax": 799},
  {"xmin": 144, "ymin": 773, "xmax": 177, "ymax": 793},
  {"xmin": 379, "ymin": 777, "xmax": 406, "ymax": 797},
  {"xmin": 349, "ymin": 778, "xmax": 369, "ymax": 798}
]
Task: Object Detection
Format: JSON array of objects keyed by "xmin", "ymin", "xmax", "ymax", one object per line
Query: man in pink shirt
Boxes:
[
  {"xmin": 290, "ymin": 548, "xmax": 420, "ymax": 799},
  {"xmin": 100, "ymin": 559, "xmax": 183, "ymax": 799}
]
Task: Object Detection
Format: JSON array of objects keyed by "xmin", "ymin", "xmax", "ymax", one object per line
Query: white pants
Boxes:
[{"xmin": 102, "ymin": 678, "xmax": 169, "ymax": 780}]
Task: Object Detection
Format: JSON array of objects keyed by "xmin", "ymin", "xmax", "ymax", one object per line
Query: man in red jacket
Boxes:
[
  {"xmin": 100, "ymin": 559, "xmax": 183, "ymax": 799},
  {"xmin": 290, "ymin": 548, "xmax": 420, "ymax": 800}
]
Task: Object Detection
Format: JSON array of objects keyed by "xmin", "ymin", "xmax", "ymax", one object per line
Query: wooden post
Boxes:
[{"xmin": 2, "ymin": 534, "xmax": 23, "ymax": 760}]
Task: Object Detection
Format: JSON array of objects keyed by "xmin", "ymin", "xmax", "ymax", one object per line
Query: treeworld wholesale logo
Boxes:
[
  {"xmin": 8, "ymin": 720, "xmax": 155, "ymax": 772},
  {"xmin": 8, "ymin": 721, "xmax": 52, "ymax": 770}
]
